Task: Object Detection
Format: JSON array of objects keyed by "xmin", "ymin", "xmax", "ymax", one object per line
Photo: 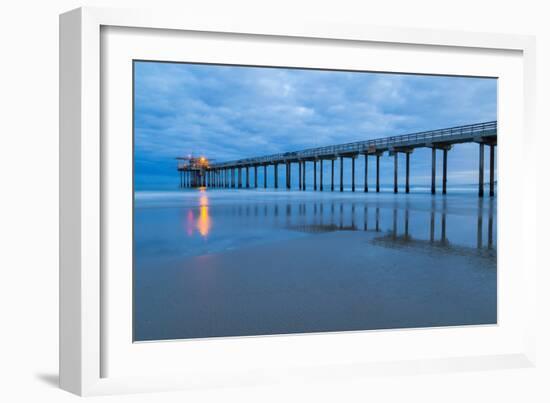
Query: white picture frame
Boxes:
[{"xmin": 59, "ymin": 6, "xmax": 537, "ymax": 396}]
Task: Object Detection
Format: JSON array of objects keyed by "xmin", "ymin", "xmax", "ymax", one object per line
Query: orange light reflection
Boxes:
[
  {"xmin": 184, "ymin": 190, "xmax": 212, "ymax": 238},
  {"xmin": 196, "ymin": 191, "xmax": 211, "ymax": 237}
]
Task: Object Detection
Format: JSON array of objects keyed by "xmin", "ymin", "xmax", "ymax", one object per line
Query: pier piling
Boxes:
[
  {"xmin": 303, "ymin": 161, "xmax": 306, "ymax": 190},
  {"xmin": 351, "ymin": 156, "xmax": 356, "ymax": 192},
  {"xmin": 364, "ymin": 154, "xmax": 368, "ymax": 192},
  {"xmin": 288, "ymin": 162, "xmax": 292, "ymax": 189},
  {"xmin": 405, "ymin": 153, "xmax": 410, "ymax": 193},
  {"xmin": 478, "ymin": 143, "xmax": 484, "ymax": 197},
  {"xmin": 442, "ymin": 149, "xmax": 448, "ymax": 195},
  {"xmin": 340, "ymin": 156, "xmax": 344, "ymax": 192},
  {"xmin": 299, "ymin": 160, "xmax": 302, "ymax": 190},
  {"xmin": 489, "ymin": 144, "xmax": 495, "ymax": 197},
  {"xmin": 376, "ymin": 154, "xmax": 380, "ymax": 193},
  {"xmin": 314, "ymin": 160, "xmax": 317, "ymax": 191},
  {"xmin": 320, "ymin": 159, "xmax": 324, "ymax": 191},
  {"xmin": 331, "ymin": 159, "xmax": 335, "ymax": 191},
  {"xmin": 393, "ymin": 152, "xmax": 398, "ymax": 193},
  {"xmin": 431, "ymin": 148, "xmax": 436, "ymax": 195}
]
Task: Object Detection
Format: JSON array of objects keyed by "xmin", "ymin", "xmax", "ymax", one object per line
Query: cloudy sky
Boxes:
[{"xmin": 134, "ymin": 61, "xmax": 496, "ymax": 190}]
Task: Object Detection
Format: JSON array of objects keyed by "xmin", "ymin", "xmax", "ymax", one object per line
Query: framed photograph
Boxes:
[{"xmin": 60, "ymin": 7, "xmax": 537, "ymax": 396}]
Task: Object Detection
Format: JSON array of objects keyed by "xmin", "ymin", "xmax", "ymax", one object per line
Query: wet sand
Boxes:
[{"xmin": 134, "ymin": 227, "xmax": 496, "ymax": 341}]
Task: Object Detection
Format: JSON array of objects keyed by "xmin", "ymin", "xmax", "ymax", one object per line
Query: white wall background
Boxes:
[{"xmin": 0, "ymin": 1, "xmax": 548, "ymax": 402}]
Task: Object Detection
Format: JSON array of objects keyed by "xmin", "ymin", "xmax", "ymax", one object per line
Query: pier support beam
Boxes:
[
  {"xmin": 298, "ymin": 160, "xmax": 302, "ymax": 190},
  {"xmin": 287, "ymin": 162, "xmax": 291, "ymax": 189},
  {"xmin": 351, "ymin": 156, "xmax": 356, "ymax": 192},
  {"xmin": 364, "ymin": 154, "xmax": 368, "ymax": 192},
  {"xmin": 331, "ymin": 159, "xmax": 335, "ymax": 191},
  {"xmin": 254, "ymin": 165, "xmax": 258, "ymax": 188},
  {"xmin": 302, "ymin": 162, "xmax": 306, "ymax": 190},
  {"xmin": 442, "ymin": 149, "xmax": 448, "ymax": 195},
  {"xmin": 238, "ymin": 167, "xmax": 242, "ymax": 189},
  {"xmin": 393, "ymin": 153, "xmax": 398, "ymax": 193},
  {"xmin": 263, "ymin": 165, "xmax": 267, "ymax": 188},
  {"xmin": 489, "ymin": 144, "xmax": 495, "ymax": 197},
  {"xmin": 320, "ymin": 160, "xmax": 324, "ymax": 191},
  {"xmin": 285, "ymin": 162, "xmax": 288, "ymax": 189},
  {"xmin": 179, "ymin": 171, "xmax": 183, "ymax": 188},
  {"xmin": 313, "ymin": 160, "xmax": 317, "ymax": 190},
  {"xmin": 274, "ymin": 163, "xmax": 278, "ymax": 188},
  {"xmin": 340, "ymin": 156, "xmax": 344, "ymax": 192},
  {"xmin": 406, "ymin": 153, "xmax": 410, "ymax": 193},
  {"xmin": 376, "ymin": 154, "xmax": 380, "ymax": 193},
  {"xmin": 478, "ymin": 143, "xmax": 484, "ymax": 197},
  {"xmin": 246, "ymin": 167, "xmax": 250, "ymax": 188},
  {"xmin": 431, "ymin": 148, "xmax": 436, "ymax": 195}
]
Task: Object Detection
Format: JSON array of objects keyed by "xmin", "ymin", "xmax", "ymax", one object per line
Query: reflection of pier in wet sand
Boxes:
[{"xmin": 221, "ymin": 196, "xmax": 496, "ymax": 254}]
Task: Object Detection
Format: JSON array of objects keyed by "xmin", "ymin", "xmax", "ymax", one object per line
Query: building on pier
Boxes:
[{"xmin": 176, "ymin": 155, "xmax": 212, "ymax": 188}]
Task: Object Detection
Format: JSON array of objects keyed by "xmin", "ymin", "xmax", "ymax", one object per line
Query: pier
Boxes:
[{"xmin": 177, "ymin": 121, "xmax": 497, "ymax": 197}]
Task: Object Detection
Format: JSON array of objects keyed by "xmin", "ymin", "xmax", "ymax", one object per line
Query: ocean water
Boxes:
[{"xmin": 134, "ymin": 187, "xmax": 497, "ymax": 341}]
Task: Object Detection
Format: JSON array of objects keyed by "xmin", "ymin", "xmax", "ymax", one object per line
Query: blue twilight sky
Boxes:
[{"xmin": 134, "ymin": 61, "xmax": 497, "ymax": 190}]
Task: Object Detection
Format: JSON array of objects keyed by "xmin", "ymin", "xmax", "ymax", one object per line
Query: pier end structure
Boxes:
[
  {"xmin": 176, "ymin": 155, "xmax": 211, "ymax": 188},
  {"xmin": 178, "ymin": 121, "xmax": 497, "ymax": 195}
]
